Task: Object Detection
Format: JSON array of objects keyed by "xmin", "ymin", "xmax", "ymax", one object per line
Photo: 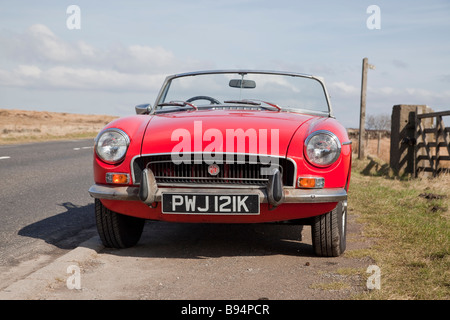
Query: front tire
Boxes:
[
  {"xmin": 311, "ymin": 201, "xmax": 347, "ymax": 257},
  {"xmin": 95, "ymin": 199, "xmax": 145, "ymax": 248}
]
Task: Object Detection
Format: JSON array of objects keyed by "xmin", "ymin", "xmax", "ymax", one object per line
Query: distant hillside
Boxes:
[{"xmin": 0, "ymin": 109, "xmax": 118, "ymax": 144}]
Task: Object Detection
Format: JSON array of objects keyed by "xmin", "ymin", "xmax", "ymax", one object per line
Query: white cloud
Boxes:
[
  {"xmin": 329, "ymin": 81, "xmax": 359, "ymax": 95},
  {"xmin": 330, "ymin": 80, "xmax": 450, "ymax": 104},
  {"xmin": 368, "ymin": 86, "xmax": 450, "ymax": 102},
  {"xmin": 16, "ymin": 65, "xmax": 42, "ymax": 78},
  {"xmin": 0, "ymin": 24, "xmax": 78, "ymax": 64},
  {"xmin": 0, "ymin": 24, "xmax": 208, "ymax": 92},
  {"xmin": 0, "ymin": 65, "xmax": 166, "ymax": 92},
  {"xmin": 76, "ymin": 41, "xmax": 97, "ymax": 58},
  {"xmin": 328, "ymin": 80, "xmax": 450, "ymax": 127},
  {"xmin": 110, "ymin": 44, "xmax": 177, "ymax": 74},
  {"xmin": 28, "ymin": 24, "xmax": 76, "ymax": 62}
]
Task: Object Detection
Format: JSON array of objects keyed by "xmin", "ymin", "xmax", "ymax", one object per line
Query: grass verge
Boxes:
[
  {"xmin": 0, "ymin": 131, "xmax": 98, "ymax": 145},
  {"xmin": 348, "ymin": 157, "xmax": 450, "ymax": 299}
]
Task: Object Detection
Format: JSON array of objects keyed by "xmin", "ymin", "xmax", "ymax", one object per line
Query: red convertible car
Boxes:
[{"xmin": 89, "ymin": 70, "xmax": 352, "ymax": 257}]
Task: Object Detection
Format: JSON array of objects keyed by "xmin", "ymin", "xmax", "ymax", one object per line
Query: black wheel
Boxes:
[
  {"xmin": 95, "ymin": 199, "xmax": 145, "ymax": 248},
  {"xmin": 311, "ymin": 200, "xmax": 347, "ymax": 257}
]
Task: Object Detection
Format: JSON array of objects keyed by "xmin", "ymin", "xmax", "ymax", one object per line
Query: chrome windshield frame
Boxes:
[{"xmin": 151, "ymin": 69, "xmax": 333, "ymax": 117}]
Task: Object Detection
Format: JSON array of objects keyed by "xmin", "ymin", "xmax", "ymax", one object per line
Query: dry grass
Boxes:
[
  {"xmin": 0, "ymin": 109, "xmax": 118, "ymax": 144},
  {"xmin": 310, "ymin": 281, "xmax": 351, "ymax": 291},
  {"xmin": 350, "ymin": 131, "xmax": 450, "ymax": 171},
  {"xmin": 350, "ymin": 136, "xmax": 391, "ymax": 164},
  {"xmin": 349, "ymin": 157, "xmax": 450, "ymax": 299}
]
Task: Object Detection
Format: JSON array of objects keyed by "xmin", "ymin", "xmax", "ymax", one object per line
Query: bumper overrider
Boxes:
[{"xmin": 88, "ymin": 167, "xmax": 347, "ymax": 207}]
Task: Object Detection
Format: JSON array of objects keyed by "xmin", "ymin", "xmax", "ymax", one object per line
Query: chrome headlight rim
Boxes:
[
  {"xmin": 95, "ymin": 128, "xmax": 130, "ymax": 165},
  {"xmin": 304, "ymin": 130, "xmax": 341, "ymax": 168}
]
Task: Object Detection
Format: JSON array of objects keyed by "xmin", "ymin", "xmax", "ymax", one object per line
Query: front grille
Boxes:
[{"xmin": 132, "ymin": 154, "xmax": 295, "ymax": 187}]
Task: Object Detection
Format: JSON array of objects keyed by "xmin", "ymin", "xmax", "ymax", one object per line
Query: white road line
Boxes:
[
  {"xmin": 0, "ymin": 156, "xmax": 11, "ymax": 160},
  {"xmin": 73, "ymin": 146, "xmax": 94, "ymax": 151}
]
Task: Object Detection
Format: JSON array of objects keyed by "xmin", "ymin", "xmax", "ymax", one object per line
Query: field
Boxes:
[
  {"xmin": 0, "ymin": 109, "xmax": 118, "ymax": 144},
  {"xmin": 1, "ymin": 109, "xmax": 448, "ymax": 299},
  {"xmin": 349, "ymin": 158, "xmax": 449, "ymax": 299},
  {"xmin": 347, "ymin": 130, "xmax": 449, "ymax": 299}
]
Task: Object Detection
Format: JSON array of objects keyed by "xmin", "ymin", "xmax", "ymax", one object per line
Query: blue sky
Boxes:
[{"xmin": 0, "ymin": 0, "xmax": 449, "ymax": 128}]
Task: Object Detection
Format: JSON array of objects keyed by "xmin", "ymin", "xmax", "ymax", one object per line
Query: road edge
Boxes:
[{"xmin": 0, "ymin": 236, "xmax": 104, "ymax": 300}]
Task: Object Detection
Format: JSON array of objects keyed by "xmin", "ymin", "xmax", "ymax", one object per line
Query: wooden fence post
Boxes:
[{"xmin": 390, "ymin": 105, "xmax": 429, "ymax": 176}]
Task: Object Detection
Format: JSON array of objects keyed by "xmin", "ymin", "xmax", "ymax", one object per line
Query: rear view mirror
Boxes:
[{"xmin": 229, "ymin": 79, "xmax": 256, "ymax": 89}]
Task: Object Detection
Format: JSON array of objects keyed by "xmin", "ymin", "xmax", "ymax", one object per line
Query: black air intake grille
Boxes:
[{"xmin": 132, "ymin": 154, "xmax": 295, "ymax": 188}]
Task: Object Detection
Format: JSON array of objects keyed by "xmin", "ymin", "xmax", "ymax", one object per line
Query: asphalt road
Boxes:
[
  {"xmin": 0, "ymin": 139, "xmax": 371, "ymax": 301},
  {"xmin": 0, "ymin": 139, "xmax": 98, "ymax": 289}
]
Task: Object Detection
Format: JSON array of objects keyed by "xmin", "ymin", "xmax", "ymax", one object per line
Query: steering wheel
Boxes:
[{"xmin": 186, "ymin": 96, "xmax": 221, "ymax": 105}]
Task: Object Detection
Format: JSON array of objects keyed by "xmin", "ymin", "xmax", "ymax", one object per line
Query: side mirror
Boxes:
[{"xmin": 135, "ymin": 103, "xmax": 152, "ymax": 115}]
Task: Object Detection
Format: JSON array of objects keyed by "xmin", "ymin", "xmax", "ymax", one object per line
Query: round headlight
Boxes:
[
  {"xmin": 304, "ymin": 130, "xmax": 341, "ymax": 167},
  {"xmin": 95, "ymin": 128, "xmax": 130, "ymax": 164}
]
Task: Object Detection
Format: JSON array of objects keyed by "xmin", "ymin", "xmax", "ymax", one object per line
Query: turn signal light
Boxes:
[
  {"xmin": 106, "ymin": 173, "xmax": 130, "ymax": 184},
  {"xmin": 298, "ymin": 177, "xmax": 325, "ymax": 189}
]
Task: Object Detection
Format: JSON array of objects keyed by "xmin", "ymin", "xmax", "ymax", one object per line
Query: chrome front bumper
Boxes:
[{"xmin": 88, "ymin": 184, "xmax": 347, "ymax": 204}]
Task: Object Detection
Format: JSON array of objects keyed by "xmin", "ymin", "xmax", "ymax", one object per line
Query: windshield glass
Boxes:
[{"xmin": 156, "ymin": 71, "xmax": 330, "ymax": 114}]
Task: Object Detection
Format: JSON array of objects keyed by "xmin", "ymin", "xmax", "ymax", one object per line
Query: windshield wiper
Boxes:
[
  {"xmin": 223, "ymin": 99, "xmax": 261, "ymax": 106},
  {"xmin": 156, "ymin": 101, "xmax": 198, "ymax": 111},
  {"xmin": 223, "ymin": 99, "xmax": 281, "ymax": 111},
  {"xmin": 255, "ymin": 100, "xmax": 282, "ymax": 111}
]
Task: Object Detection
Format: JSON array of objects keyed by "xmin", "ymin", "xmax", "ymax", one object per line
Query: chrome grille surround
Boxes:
[{"xmin": 131, "ymin": 153, "xmax": 296, "ymax": 188}]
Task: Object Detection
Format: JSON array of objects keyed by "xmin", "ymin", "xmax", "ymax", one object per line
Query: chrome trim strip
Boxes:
[
  {"xmin": 89, "ymin": 184, "xmax": 346, "ymax": 204},
  {"xmin": 168, "ymin": 69, "xmax": 314, "ymax": 79},
  {"xmin": 156, "ymin": 183, "xmax": 269, "ymax": 189},
  {"xmin": 342, "ymin": 141, "xmax": 353, "ymax": 146},
  {"xmin": 155, "ymin": 176, "xmax": 269, "ymax": 182},
  {"xmin": 94, "ymin": 127, "xmax": 130, "ymax": 145}
]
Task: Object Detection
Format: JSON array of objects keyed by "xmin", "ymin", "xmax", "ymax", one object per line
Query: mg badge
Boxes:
[{"xmin": 208, "ymin": 164, "xmax": 220, "ymax": 176}]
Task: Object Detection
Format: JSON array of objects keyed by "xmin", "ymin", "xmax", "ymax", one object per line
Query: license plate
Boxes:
[{"xmin": 162, "ymin": 193, "xmax": 260, "ymax": 215}]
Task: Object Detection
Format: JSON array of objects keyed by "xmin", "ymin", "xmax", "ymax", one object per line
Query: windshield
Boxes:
[{"xmin": 155, "ymin": 71, "xmax": 330, "ymax": 115}]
